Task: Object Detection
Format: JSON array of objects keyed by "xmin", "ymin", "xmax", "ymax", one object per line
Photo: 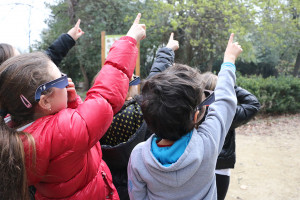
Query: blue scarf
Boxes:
[{"xmin": 151, "ymin": 130, "xmax": 193, "ymax": 167}]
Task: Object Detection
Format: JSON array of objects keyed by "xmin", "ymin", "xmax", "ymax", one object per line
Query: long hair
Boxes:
[
  {"xmin": 201, "ymin": 71, "xmax": 218, "ymax": 91},
  {"xmin": 0, "ymin": 52, "xmax": 54, "ymax": 125},
  {"xmin": 0, "ymin": 52, "xmax": 47, "ymax": 199},
  {"xmin": 0, "ymin": 43, "xmax": 16, "ymax": 66},
  {"xmin": 0, "ymin": 117, "xmax": 35, "ymax": 200}
]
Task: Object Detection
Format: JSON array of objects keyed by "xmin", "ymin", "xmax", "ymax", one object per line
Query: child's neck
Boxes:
[
  {"xmin": 33, "ymin": 107, "xmax": 53, "ymax": 121},
  {"xmin": 157, "ymin": 139, "xmax": 175, "ymax": 146}
]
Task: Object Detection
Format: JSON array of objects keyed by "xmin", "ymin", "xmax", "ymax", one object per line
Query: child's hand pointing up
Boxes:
[
  {"xmin": 126, "ymin": 13, "xmax": 146, "ymax": 42},
  {"xmin": 67, "ymin": 19, "xmax": 85, "ymax": 41},
  {"xmin": 223, "ymin": 33, "xmax": 243, "ymax": 64}
]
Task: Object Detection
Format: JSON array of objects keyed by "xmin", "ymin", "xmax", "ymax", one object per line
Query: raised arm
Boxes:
[
  {"xmin": 147, "ymin": 33, "xmax": 179, "ymax": 78},
  {"xmin": 199, "ymin": 33, "xmax": 243, "ymax": 153},
  {"xmin": 57, "ymin": 13, "xmax": 146, "ymax": 151},
  {"xmin": 230, "ymin": 86, "xmax": 260, "ymax": 129},
  {"xmin": 45, "ymin": 19, "xmax": 84, "ymax": 66}
]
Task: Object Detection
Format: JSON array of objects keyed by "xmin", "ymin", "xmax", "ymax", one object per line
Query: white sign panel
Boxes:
[{"xmin": 105, "ymin": 35, "xmax": 124, "ymax": 58}]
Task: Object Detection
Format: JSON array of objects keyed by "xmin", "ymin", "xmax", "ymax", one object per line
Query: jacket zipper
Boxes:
[{"xmin": 101, "ymin": 171, "xmax": 114, "ymax": 199}]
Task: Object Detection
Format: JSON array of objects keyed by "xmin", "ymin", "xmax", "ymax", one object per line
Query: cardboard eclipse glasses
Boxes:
[
  {"xmin": 197, "ymin": 90, "xmax": 215, "ymax": 110},
  {"xmin": 35, "ymin": 74, "xmax": 141, "ymax": 102},
  {"xmin": 35, "ymin": 73, "xmax": 69, "ymax": 102},
  {"xmin": 129, "ymin": 75, "xmax": 140, "ymax": 86}
]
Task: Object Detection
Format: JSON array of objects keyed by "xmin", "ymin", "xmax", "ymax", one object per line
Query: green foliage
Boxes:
[
  {"xmin": 251, "ymin": 0, "xmax": 300, "ymax": 76},
  {"xmin": 33, "ymin": 0, "xmax": 138, "ymax": 86},
  {"xmin": 32, "ymin": 0, "xmax": 300, "ymax": 83},
  {"xmin": 237, "ymin": 75, "xmax": 300, "ymax": 113}
]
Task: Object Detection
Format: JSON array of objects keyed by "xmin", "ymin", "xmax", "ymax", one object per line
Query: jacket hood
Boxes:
[{"xmin": 142, "ymin": 129, "xmax": 204, "ymax": 187}]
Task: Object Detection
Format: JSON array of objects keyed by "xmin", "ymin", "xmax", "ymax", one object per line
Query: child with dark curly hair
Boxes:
[{"xmin": 128, "ymin": 33, "xmax": 243, "ymax": 200}]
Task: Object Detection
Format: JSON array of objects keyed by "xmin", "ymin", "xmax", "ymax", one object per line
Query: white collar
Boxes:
[{"xmin": 5, "ymin": 115, "xmax": 34, "ymax": 131}]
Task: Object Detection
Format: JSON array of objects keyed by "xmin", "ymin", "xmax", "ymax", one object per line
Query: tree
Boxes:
[
  {"xmin": 33, "ymin": 0, "xmax": 138, "ymax": 88},
  {"xmin": 33, "ymin": 0, "xmax": 299, "ymax": 83},
  {"xmin": 134, "ymin": 0, "xmax": 257, "ymax": 73},
  {"xmin": 253, "ymin": 0, "xmax": 300, "ymax": 76}
]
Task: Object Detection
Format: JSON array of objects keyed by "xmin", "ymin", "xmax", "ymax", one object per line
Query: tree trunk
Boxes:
[
  {"xmin": 206, "ymin": 52, "xmax": 214, "ymax": 72},
  {"xmin": 206, "ymin": 58, "xmax": 213, "ymax": 72},
  {"xmin": 68, "ymin": 0, "xmax": 77, "ymax": 23},
  {"xmin": 293, "ymin": 50, "xmax": 300, "ymax": 77},
  {"xmin": 79, "ymin": 63, "xmax": 90, "ymax": 91}
]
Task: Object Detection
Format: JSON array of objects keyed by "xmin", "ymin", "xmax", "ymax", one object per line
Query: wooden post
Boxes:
[
  {"xmin": 135, "ymin": 42, "xmax": 141, "ymax": 93},
  {"xmin": 101, "ymin": 31, "xmax": 106, "ymax": 68},
  {"xmin": 136, "ymin": 42, "xmax": 140, "ymax": 77}
]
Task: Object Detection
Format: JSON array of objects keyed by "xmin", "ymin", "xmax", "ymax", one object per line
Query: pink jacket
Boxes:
[{"xmin": 23, "ymin": 36, "xmax": 138, "ymax": 199}]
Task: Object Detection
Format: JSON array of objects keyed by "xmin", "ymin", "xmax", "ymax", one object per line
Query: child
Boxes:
[
  {"xmin": 0, "ymin": 13, "xmax": 145, "ymax": 200},
  {"xmin": 202, "ymin": 72, "xmax": 260, "ymax": 200},
  {"xmin": 127, "ymin": 33, "xmax": 242, "ymax": 200},
  {"xmin": 0, "ymin": 19, "xmax": 84, "ymax": 67},
  {"xmin": 101, "ymin": 32, "xmax": 179, "ymax": 200},
  {"xmin": 0, "ymin": 20, "xmax": 83, "ymax": 200}
]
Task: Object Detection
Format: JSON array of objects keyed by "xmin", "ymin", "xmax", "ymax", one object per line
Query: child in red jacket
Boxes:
[
  {"xmin": 0, "ymin": 19, "xmax": 84, "ymax": 200},
  {"xmin": 0, "ymin": 13, "xmax": 145, "ymax": 200}
]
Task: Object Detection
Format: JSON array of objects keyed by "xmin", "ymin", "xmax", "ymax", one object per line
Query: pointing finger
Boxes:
[
  {"xmin": 169, "ymin": 32, "xmax": 174, "ymax": 41},
  {"xmin": 133, "ymin": 13, "xmax": 141, "ymax": 24},
  {"xmin": 228, "ymin": 33, "xmax": 234, "ymax": 45},
  {"xmin": 75, "ymin": 19, "xmax": 81, "ymax": 29}
]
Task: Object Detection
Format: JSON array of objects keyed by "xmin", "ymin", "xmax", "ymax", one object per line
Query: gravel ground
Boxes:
[{"xmin": 227, "ymin": 113, "xmax": 300, "ymax": 200}]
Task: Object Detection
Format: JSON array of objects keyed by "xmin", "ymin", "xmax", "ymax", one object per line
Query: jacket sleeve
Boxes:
[
  {"xmin": 147, "ymin": 47, "xmax": 175, "ymax": 78},
  {"xmin": 67, "ymin": 95, "xmax": 83, "ymax": 109},
  {"xmin": 197, "ymin": 63, "xmax": 237, "ymax": 155},
  {"xmin": 230, "ymin": 86, "xmax": 261, "ymax": 129},
  {"xmin": 57, "ymin": 36, "xmax": 138, "ymax": 151},
  {"xmin": 127, "ymin": 149, "xmax": 148, "ymax": 200},
  {"xmin": 45, "ymin": 33, "xmax": 75, "ymax": 66}
]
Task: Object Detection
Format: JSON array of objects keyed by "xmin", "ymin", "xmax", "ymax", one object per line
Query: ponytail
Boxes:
[{"xmin": 0, "ymin": 117, "xmax": 30, "ymax": 200}]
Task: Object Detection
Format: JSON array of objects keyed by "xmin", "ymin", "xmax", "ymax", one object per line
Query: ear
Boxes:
[
  {"xmin": 38, "ymin": 94, "xmax": 52, "ymax": 111},
  {"xmin": 194, "ymin": 106, "xmax": 207, "ymax": 124},
  {"xmin": 193, "ymin": 110, "xmax": 199, "ymax": 124}
]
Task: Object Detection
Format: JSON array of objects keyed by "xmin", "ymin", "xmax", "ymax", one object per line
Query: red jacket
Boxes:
[{"xmin": 23, "ymin": 36, "xmax": 138, "ymax": 200}]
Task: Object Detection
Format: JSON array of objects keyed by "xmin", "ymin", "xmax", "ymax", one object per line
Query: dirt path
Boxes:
[{"xmin": 227, "ymin": 114, "xmax": 300, "ymax": 200}]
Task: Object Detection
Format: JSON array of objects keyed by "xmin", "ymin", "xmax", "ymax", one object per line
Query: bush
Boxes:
[{"xmin": 236, "ymin": 75, "xmax": 300, "ymax": 114}]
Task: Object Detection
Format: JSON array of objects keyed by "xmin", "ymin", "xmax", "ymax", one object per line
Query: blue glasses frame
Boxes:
[
  {"xmin": 129, "ymin": 75, "xmax": 140, "ymax": 86},
  {"xmin": 197, "ymin": 90, "xmax": 215, "ymax": 110},
  {"xmin": 35, "ymin": 73, "xmax": 69, "ymax": 102}
]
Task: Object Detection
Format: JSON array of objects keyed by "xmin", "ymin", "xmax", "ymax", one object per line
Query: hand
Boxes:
[
  {"xmin": 223, "ymin": 33, "xmax": 243, "ymax": 64},
  {"xmin": 67, "ymin": 78, "xmax": 77, "ymax": 102},
  {"xmin": 126, "ymin": 13, "xmax": 146, "ymax": 42},
  {"xmin": 166, "ymin": 33, "xmax": 179, "ymax": 51},
  {"xmin": 67, "ymin": 19, "xmax": 85, "ymax": 41}
]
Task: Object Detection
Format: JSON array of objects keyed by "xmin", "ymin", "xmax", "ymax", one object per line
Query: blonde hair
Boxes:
[
  {"xmin": 202, "ymin": 72, "xmax": 218, "ymax": 91},
  {"xmin": 0, "ymin": 43, "xmax": 17, "ymax": 65}
]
